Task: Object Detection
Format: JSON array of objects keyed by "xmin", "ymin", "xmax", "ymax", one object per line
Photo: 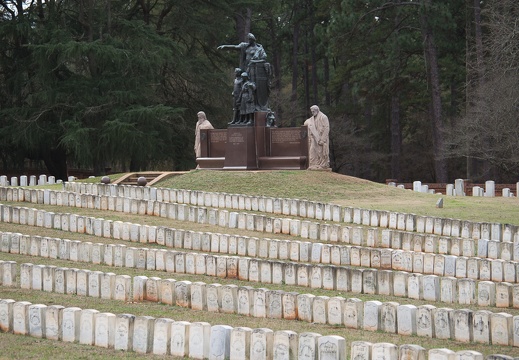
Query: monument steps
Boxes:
[
  {"xmin": 113, "ymin": 171, "xmax": 186, "ymax": 186},
  {"xmin": 196, "ymin": 157, "xmax": 225, "ymax": 169},
  {"xmin": 258, "ymin": 156, "xmax": 308, "ymax": 170}
]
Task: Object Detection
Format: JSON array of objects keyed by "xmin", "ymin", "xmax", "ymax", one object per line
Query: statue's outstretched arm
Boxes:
[{"xmin": 217, "ymin": 44, "xmax": 240, "ymax": 50}]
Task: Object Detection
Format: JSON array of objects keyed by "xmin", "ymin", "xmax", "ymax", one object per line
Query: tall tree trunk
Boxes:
[
  {"xmin": 105, "ymin": 0, "xmax": 111, "ymax": 36},
  {"xmin": 464, "ymin": 0, "xmax": 474, "ymax": 179},
  {"xmin": 420, "ymin": 0, "xmax": 448, "ymax": 182},
  {"xmin": 473, "ymin": 0, "xmax": 491, "ymax": 180},
  {"xmin": 290, "ymin": 4, "xmax": 300, "ymax": 126},
  {"xmin": 303, "ymin": 34, "xmax": 310, "ymax": 113},
  {"xmin": 474, "ymin": 0, "xmax": 485, "ymax": 80},
  {"xmin": 138, "ymin": 0, "xmax": 150, "ymax": 25},
  {"xmin": 235, "ymin": 8, "xmax": 252, "ymax": 41},
  {"xmin": 390, "ymin": 0, "xmax": 402, "ymax": 181},
  {"xmin": 37, "ymin": 0, "xmax": 45, "ymax": 20},
  {"xmin": 268, "ymin": 18, "xmax": 281, "ymax": 92},
  {"xmin": 42, "ymin": 146, "xmax": 68, "ymax": 181},
  {"xmin": 311, "ymin": 46, "xmax": 318, "ymax": 105},
  {"xmin": 390, "ymin": 95, "xmax": 401, "ymax": 180},
  {"xmin": 267, "ymin": 16, "xmax": 282, "ymax": 121},
  {"xmin": 464, "ymin": 0, "xmax": 486, "ymax": 180},
  {"xmin": 308, "ymin": 0, "xmax": 318, "ymax": 105},
  {"xmin": 324, "ymin": 56, "xmax": 330, "ymax": 106}
]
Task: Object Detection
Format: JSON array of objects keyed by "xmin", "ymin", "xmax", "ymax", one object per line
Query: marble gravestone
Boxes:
[
  {"xmin": 317, "ymin": 335, "xmax": 345, "ymax": 360},
  {"xmin": 209, "ymin": 325, "xmax": 233, "ymax": 360},
  {"xmin": 152, "ymin": 318, "xmax": 174, "ymax": 355},
  {"xmin": 170, "ymin": 321, "xmax": 191, "ymax": 357},
  {"xmin": 298, "ymin": 332, "xmax": 321, "ymax": 360},
  {"xmin": 273, "ymin": 330, "xmax": 298, "ymax": 360},
  {"xmin": 189, "ymin": 322, "xmax": 211, "ymax": 359}
]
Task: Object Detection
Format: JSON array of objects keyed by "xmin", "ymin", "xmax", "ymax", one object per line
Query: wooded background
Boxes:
[{"xmin": 1, "ymin": 0, "xmax": 517, "ymax": 183}]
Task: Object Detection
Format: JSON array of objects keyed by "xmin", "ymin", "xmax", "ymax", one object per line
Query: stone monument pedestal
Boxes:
[
  {"xmin": 223, "ymin": 127, "xmax": 257, "ymax": 170},
  {"xmin": 197, "ymin": 111, "xmax": 308, "ymax": 170}
]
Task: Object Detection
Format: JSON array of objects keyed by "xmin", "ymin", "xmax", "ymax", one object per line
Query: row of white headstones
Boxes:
[
  {"xmin": 391, "ymin": 179, "xmax": 518, "ymax": 197},
  {"xmin": 0, "ymin": 174, "xmax": 72, "ymax": 187}
]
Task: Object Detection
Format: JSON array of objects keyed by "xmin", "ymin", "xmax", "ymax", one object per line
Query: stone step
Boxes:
[{"xmin": 113, "ymin": 171, "xmax": 186, "ymax": 187}]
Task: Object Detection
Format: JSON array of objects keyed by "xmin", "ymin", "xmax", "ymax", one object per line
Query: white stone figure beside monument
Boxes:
[
  {"xmin": 194, "ymin": 111, "xmax": 214, "ymax": 160},
  {"xmin": 304, "ymin": 105, "xmax": 330, "ymax": 170}
]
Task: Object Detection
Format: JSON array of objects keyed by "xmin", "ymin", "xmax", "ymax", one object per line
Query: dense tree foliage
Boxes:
[{"xmin": 0, "ymin": 0, "xmax": 516, "ymax": 182}]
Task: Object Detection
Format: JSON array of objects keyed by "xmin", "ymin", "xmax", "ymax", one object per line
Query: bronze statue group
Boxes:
[{"xmin": 218, "ymin": 33, "xmax": 272, "ymax": 126}]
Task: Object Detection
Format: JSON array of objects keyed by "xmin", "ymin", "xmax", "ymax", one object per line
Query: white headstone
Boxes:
[
  {"xmin": 133, "ymin": 315, "xmax": 155, "ymax": 354},
  {"xmin": 0, "ymin": 299, "xmax": 16, "ymax": 332},
  {"xmin": 344, "ymin": 298, "xmax": 363, "ymax": 329},
  {"xmin": 298, "ymin": 332, "xmax": 321, "ymax": 360},
  {"xmin": 189, "ymin": 322, "xmax": 211, "ymax": 359},
  {"xmin": 429, "ymin": 348, "xmax": 455, "ymax": 360},
  {"xmin": 485, "ymin": 180, "xmax": 495, "ymax": 197},
  {"xmin": 380, "ymin": 302, "xmax": 398, "ymax": 333},
  {"xmin": 317, "ymin": 335, "xmax": 345, "ymax": 360},
  {"xmin": 273, "ymin": 330, "xmax": 298, "ymax": 360},
  {"xmin": 209, "ymin": 324, "xmax": 233, "ymax": 360},
  {"xmin": 490, "ymin": 312, "xmax": 513, "ymax": 346},
  {"xmin": 473, "ymin": 310, "xmax": 492, "ymax": 344},
  {"xmin": 350, "ymin": 341, "xmax": 372, "ymax": 360},
  {"xmin": 455, "ymin": 179, "xmax": 465, "ymax": 196},
  {"xmin": 170, "ymin": 320, "xmax": 190, "ymax": 357},
  {"xmin": 413, "ymin": 181, "xmax": 422, "ymax": 192},
  {"xmin": 433, "ymin": 308, "xmax": 453, "ymax": 339},
  {"xmin": 79, "ymin": 308, "xmax": 99, "ymax": 345},
  {"xmin": 62, "ymin": 307, "xmax": 82, "ymax": 342},
  {"xmin": 249, "ymin": 328, "xmax": 274, "ymax": 360},
  {"xmin": 453, "ymin": 309, "xmax": 473, "ymax": 343},
  {"xmin": 12, "ymin": 301, "xmax": 31, "ymax": 335},
  {"xmin": 363, "ymin": 300, "xmax": 382, "ymax": 331},
  {"xmin": 477, "ymin": 281, "xmax": 496, "ymax": 307},
  {"xmin": 44, "ymin": 304, "xmax": 64, "ymax": 341},
  {"xmin": 28, "ymin": 304, "xmax": 47, "ymax": 338},
  {"xmin": 230, "ymin": 327, "xmax": 252, "ymax": 360},
  {"xmin": 94, "ymin": 312, "xmax": 116, "ymax": 348},
  {"xmin": 399, "ymin": 344, "xmax": 426, "ymax": 360},
  {"xmin": 454, "ymin": 351, "xmax": 483, "ymax": 360},
  {"xmin": 114, "ymin": 313, "xmax": 135, "ymax": 351},
  {"xmin": 397, "ymin": 304, "xmax": 417, "ymax": 336},
  {"xmin": 372, "ymin": 343, "xmax": 398, "ymax": 360}
]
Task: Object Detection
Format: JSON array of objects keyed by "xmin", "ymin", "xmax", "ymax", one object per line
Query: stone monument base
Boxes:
[
  {"xmin": 197, "ymin": 111, "xmax": 308, "ymax": 170},
  {"xmin": 196, "ymin": 157, "xmax": 225, "ymax": 169},
  {"xmin": 223, "ymin": 126, "xmax": 257, "ymax": 170},
  {"xmin": 258, "ymin": 156, "xmax": 308, "ymax": 170},
  {"xmin": 307, "ymin": 167, "xmax": 332, "ymax": 171}
]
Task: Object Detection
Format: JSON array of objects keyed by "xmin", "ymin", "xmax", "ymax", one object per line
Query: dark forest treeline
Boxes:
[{"xmin": 1, "ymin": 0, "xmax": 517, "ymax": 183}]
